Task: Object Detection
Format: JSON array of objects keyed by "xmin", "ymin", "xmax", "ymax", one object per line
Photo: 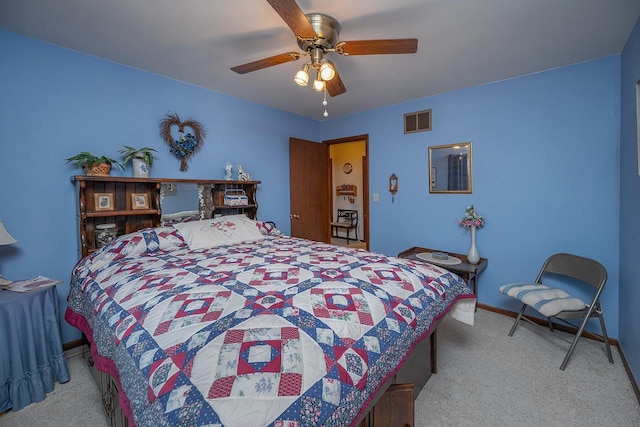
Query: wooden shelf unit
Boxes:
[
  {"xmin": 73, "ymin": 176, "xmax": 161, "ymax": 257},
  {"xmin": 336, "ymin": 184, "xmax": 357, "ymax": 197},
  {"xmin": 73, "ymin": 176, "xmax": 261, "ymax": 258},
  {"xmin": 207, "ymin": 180, "xmax": 260, "ymax": 219}
]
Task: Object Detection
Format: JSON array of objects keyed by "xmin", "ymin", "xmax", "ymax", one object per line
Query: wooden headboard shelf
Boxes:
[{"xmin": 72, "ymin": 176, "xmax": 260, "ymax": 258}]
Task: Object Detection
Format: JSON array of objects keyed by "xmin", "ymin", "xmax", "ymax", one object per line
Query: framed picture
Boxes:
[
  {"xmin": 131, "ymin": 193, "xmax": 150, "ymax": 210},
  {"xmin": 94, "ymin": 193, "xmax": 114, "ymax": 211}
]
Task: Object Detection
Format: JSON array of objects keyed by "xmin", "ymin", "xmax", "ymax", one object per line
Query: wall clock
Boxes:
[{"xmin": 343, "ymin": 162, "xmax": 353, "ymax": 174}]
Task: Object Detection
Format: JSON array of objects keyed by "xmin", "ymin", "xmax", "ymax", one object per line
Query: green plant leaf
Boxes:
[
  {"xmin": 65, "ymin": 151, "xmax": 123, "ymax": 170},
  {"xmin": 119, "ymin": 146, "xmax": 158, "ymax": 166}
]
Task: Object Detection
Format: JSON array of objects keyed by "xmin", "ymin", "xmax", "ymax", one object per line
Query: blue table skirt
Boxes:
[{"xmin": 0, "ymin": 286, "xmax": 70, "ymax": 412}]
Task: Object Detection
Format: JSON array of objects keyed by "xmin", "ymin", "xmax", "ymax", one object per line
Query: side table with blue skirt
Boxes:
[{"xmin": 0, "ymin": 286, "xmax": 70, "ymax": 412}]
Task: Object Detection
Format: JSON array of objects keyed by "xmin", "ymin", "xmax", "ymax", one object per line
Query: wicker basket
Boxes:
[
  {"xmin": 84, "ymin": 163, "xmax": 112, "ymax": 176},
  {"xmin": 224, "ymin": 189, "xmax": 248, "ymax": 206}
]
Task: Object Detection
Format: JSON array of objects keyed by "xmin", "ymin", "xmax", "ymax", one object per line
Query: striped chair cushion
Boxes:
[{"xmin": 499, "ymin": 283, "xmax": 586, "ymax": 317}]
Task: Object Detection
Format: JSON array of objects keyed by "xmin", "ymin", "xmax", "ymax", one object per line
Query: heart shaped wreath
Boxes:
[{"xmin": 160, "ymin": 112, "xmax": 207, "ymax": 171}]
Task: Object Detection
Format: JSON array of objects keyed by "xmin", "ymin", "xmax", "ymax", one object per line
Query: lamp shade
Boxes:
[
  {"xmin": 312, "ymin": 79, "xmax": 326, "ymax": 92},
  {"xmin": 312, "ymin": 70, "xmax": 326, "ymax": 92},
  {"xmin": 0, "ymin": 220, "xmax": 17, "ymax": 245},
  {"xmin": 319, "ymin": 60, "xmax": 335, "ymax": 81},
  {"xmin": 294, "ymin": 70, "xmax": 309, "ymax": 86},
  {"xmin": 294, "ymin": 64, "xmax": 310, "ymax": 86}
]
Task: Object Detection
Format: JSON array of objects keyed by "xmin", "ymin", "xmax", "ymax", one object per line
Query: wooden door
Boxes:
[{"xmin": 289, "ymin": 137, "xmax": 330, "ymax": 242}]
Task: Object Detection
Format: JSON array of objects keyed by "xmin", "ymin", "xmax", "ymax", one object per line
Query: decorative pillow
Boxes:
[
  {"xmin": 174, "ymin": 215, "xmax": 265, "ymax": 250},
  {"xmin": 161, "ymin": 210, "xmax": 202, "ymax": 225},
  {"xmin": 73, "ymin": 227, "xmax": 187, "ymax": 281},
  {"xmin": 499, "ymin": 283, "xmax": 586, "ymax": 317},
  {"xmin": 255, "ymin": 220, "xmax": 283, "ymax": 236}
]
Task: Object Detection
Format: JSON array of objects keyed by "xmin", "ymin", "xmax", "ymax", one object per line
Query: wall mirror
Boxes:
[{"xmin": 428, "ymin": 142, "xmax": 473, "ymax": 194}]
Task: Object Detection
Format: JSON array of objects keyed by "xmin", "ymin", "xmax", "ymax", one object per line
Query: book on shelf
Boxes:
[{"xmin": 4, "ymin": 276, "xmax": 63, "ymax": 292}]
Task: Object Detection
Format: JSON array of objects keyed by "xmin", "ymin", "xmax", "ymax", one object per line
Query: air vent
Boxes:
[{"xmin": 404, "ymin": 109, "xmax": 432, "ymax": 134}]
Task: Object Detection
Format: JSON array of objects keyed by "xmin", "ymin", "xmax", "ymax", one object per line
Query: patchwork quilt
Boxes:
[{"xmin": 66, "ymin": 226, "xmax": 475, "ymax": 427}]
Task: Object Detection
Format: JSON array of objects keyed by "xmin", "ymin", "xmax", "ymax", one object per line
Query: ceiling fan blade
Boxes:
[
  {"xmin": 336, "ymin": 39, "xmax": 418, "ymax": 55},
  {"xmin": 326, "ymin": 63, "xmax": 346, "ymax": 97},
  {"xmin": 231, "ymin": 52, "xmax": 301, "ymax": 74},
  {"xmin": 266, "ymin": 0, "xmax": 317, "ymax": 39}
]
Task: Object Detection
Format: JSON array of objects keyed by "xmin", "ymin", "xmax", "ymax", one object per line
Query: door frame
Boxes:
[{"xmin": 324, "ymin": 134, "xmax": 370, "ymax": 251}]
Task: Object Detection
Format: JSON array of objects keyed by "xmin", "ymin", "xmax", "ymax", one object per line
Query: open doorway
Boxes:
[{"xmin": 326, "ymin": 135, "xmax": 369, "ymax": 250}]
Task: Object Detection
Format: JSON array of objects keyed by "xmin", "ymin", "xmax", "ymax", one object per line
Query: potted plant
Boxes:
[
  {"xmin": 65, "ymin": 152, "xmax": 124, "ymax": 176},
  {"xmin": 119, "ymin": 146, "xmax": 158, "ymax": 178}
]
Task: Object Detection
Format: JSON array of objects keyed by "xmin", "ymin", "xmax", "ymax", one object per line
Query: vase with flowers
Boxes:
[{"xmin": 459, "ymin": 204, "xmax": 485, "ymax": 264}]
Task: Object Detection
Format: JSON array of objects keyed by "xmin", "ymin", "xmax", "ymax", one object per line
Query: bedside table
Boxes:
[
  {"xmin": 398, "ymin": 246, "xmax": 488, "ymax": 296},
  {"xmin": 0, "ymin": 286, "xmax": 70, "ymax": 412}
]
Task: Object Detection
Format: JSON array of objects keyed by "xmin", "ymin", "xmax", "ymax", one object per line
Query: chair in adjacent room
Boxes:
[
  {"xmin": 499, "ymin": 252, "xmax": 613, "ymax": 370},
  {"xmin": 331, "ymin": 209, "xmax": 358, "ymax": 244}
]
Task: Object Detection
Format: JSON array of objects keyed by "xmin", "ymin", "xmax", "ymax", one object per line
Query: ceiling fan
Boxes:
[{"xmin": 230, "ymin": 0, "xmax": 418, "ymax": 100}]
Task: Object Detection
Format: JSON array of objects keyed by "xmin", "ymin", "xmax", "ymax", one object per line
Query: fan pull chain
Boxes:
[{"xmin": 322, "ymin": 90, "xmax": 329, "ymax": 117}]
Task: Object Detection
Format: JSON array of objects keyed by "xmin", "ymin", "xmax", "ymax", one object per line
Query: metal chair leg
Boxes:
[
  {"xmin": 598, "ymin": 311, "xmax": 614, "ymax": 364},
  {"xmin": 560, "ymin": 332, "xmax": 581, "ymax": 370},
  {"xmin": 560, "ymin": 305, "xmax": 597, "ymax": 370},
  {"xmin": 508, "ymin": 304, "xmax": 527, "ymax": 337}
]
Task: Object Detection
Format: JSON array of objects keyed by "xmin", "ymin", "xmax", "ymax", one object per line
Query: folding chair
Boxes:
[{"xmin": 499, "ymin": 253, "xmax": 613, "ymax": 370}]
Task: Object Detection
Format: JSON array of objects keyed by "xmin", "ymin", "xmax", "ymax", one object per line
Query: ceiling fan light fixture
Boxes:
[
  {"xmin": 313, "ymin": 77, "xmax": 326, "ymax": 92},
  {"xmin": 294, "ymin": 63, "xmax": 310, "ymax": 86},
  {"xmin": 319, "ymin": 60, "xmax": 335, "ymax": 81},
  {"xmin": 312, "ymin": 70, "xmax": 326, "ymax": 92}
]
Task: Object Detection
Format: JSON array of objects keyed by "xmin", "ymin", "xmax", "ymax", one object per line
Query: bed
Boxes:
[{"xmin": 65, "ymin": 215, "xmax": 475, "ymax": 426}]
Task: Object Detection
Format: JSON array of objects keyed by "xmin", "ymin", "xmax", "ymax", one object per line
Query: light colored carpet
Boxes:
[
  {"xmin": 1, "ymin": 310, "xmax": 638, "ymax": 426},
  {"xmin": 416, "ymin": 309, "xmax": 640, "ymax": 426},
  {"xmin": 0, "ymin": 347, "xmax": 107, "ymax": 426}
]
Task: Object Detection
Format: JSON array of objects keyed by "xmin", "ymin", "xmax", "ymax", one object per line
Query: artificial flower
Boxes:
[{"xmin": 459, "ymin": 205, "xmax": 485, "ymax": 229}]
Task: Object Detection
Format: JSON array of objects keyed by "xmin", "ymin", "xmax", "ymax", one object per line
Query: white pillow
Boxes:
[
  {"xmin": 161, "ymin": 210, "xmax": 202, "ymax": 225},
  {"xmin": 174, "ymin": 215, "xmax": 265, "ymax": 250}
]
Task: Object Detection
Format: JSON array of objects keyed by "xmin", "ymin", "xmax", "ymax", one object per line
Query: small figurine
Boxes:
[
  {"xmin": 224, "ymin": 162, "xmax": 233, "ymax": 180},
  {"xmin": 237, "ymin": 164, "xmax": 252, "ymax": 181}
]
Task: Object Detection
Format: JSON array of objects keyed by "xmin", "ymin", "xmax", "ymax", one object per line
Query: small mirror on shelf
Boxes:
[
  {"xmin": 428, "ymin": 142, "xmax": 473, "ymax": 194},
  {"xmin": 160, "ymin": 182, "xmax": 202, "ymax": 222}
]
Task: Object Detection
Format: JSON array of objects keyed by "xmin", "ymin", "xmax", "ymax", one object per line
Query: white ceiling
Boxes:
[{"xmin": 1, "ymin": 0, "xmax": 639, "ymax": 120}]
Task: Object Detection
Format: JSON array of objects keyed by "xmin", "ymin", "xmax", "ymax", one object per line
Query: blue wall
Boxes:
[
  {"xmin": 0, "ymin": 26, "xmax": 632, "ymax": 381},
  {"xmin": 322, "ymin": 57, "xmax": 622, "ymax": 338},
  {"xmin": 0, "ymin": 30, "xmax": 320, "ymax": 343},
  {"xmin": 620, "ymin": 18, "xmax": 640, "ymax": 388}
]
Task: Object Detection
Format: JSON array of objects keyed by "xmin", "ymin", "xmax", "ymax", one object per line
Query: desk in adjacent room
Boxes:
[{"xmin": 0, "ymin": 286, "xmax": 70, "ymax": 412}]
